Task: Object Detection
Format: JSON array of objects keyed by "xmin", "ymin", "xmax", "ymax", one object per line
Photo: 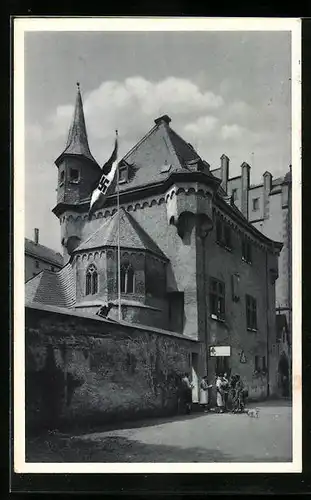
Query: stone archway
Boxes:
[{"xmin": 278, "ymin": 352, "xmax": 290, "ymax": 397}]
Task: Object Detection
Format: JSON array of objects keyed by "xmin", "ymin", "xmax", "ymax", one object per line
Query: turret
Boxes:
[
  {"xmin": 52, "ymin": 83, "xmax": 102, "ymax": 260},
  {"xmin": 54, "ymin": 83, "xmax": 101, "ymax": 208}
]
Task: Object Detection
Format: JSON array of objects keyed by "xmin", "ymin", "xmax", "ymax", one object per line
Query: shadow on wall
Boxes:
[{"xmin": 25, "ymin": 332, "xmax": 190, "ymax": 434}]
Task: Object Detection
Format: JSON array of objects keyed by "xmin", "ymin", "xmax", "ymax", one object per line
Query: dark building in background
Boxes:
[{"xmin": 25, "ymin": 228, "xmax": 63, "ymax": 281}]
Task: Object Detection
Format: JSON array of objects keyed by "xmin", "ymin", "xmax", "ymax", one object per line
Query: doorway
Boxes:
[
  {"xmin": 278, "ymin": 352, "xmax": 290, "ymax": 397},
  {"xmin": 215, "ymin": 356, "xmax": 230, "ymax": 377}
]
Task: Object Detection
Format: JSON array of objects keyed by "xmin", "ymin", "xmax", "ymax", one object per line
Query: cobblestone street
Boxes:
[{"xmin": 27, "ymin": 401, "xmax": 292, "ymax": 463}]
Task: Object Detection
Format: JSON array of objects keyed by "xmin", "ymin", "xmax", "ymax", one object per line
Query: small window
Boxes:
[
  {"xmin": 231, "ymin": 273, "xmax": 240, "ymax": 302},
  {"xmin": 120, "ymin": 261, "xmax": 135, "ymax": 293},
  {"xmin": 35, "ymin": 261, "xmax": 39, "ymax": 269},
  {"xmin": 209, "ymin": 278, "xmax": 225, "ymax": 320},
  {"xmin": 231, "ymin": 188, "xmax": 238, "ymax": 201},
  {"xmin": 246, "ymin": 294, "xmax": 257, "ymax": 330},
  {"xmin": 254, "ymin": 355, "xmax": 260, "ymax": 372},
  {"xmin": 69, "ymin": 168, "xmax": 79, "ymax": 182},
  {"xmin": 242, "ymin": 237, "xmax": 252, "ymax": 264},
  {"xmin": 224, "ymin": 225, "xmax": 232, "ymax": 249},
  {"xmin": 86, "ymin": 264, "xmax": 98, "ymax": 295},
  {"xmin": 118, "ymin": 166, "xmax": 128, "ymax": 184},
  {"xmin": 60, "ymin": 170, "xmax": 65, "ymax": 185},
  {"xmin": 252, "ymin": 198, "xmax": 259, "ymax": 211},
  {"xmin": 216, "ymin": 218, "xmax": 223, "ymax": 243}
]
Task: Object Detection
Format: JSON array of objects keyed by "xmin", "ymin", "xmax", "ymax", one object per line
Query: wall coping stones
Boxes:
[{"xmin": 25, "ymin": 301, "xmax": 198, "ymax": 343}]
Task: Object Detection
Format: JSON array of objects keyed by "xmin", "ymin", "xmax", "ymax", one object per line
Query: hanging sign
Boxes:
[
  {"xmin": 240, "ymin": 350, "xmax": 247, "ymax": 363},
  {"xmin": 209, "ymin": 345, "xmax": 231, "ymax": 357}
]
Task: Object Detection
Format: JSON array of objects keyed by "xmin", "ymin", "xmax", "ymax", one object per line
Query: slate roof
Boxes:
[
  {"xmin": 56, "ymin": 84, "xmax": 98, "ymax": 166},
  {"xmin": 117, "ymin": 115, "xmax": 201, "ymax": 192},
  {"xmin": 25, "ymin": 262, "xmax": 76, "ymax": 308},
  {"xmin": 25, "ymin": 238, "xmax": 64, "ymax": 267},
  {"xmin": 75, "ymin": 207, "xmax": 167, "ymax": 260}
]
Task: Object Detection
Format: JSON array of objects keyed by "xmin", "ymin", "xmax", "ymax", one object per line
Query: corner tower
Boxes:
[{"xmin": 53, "ymin": 83, "xmax": 102, "ymax": 259}]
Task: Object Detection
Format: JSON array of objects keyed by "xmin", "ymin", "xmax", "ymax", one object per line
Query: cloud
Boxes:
[
  {"xmin": 46, "ymin": 76, "xmax": 224, "ymax": 145},
  {"xmin": 184, "ymin": 116, "xmax": 219, "ymax": 137},
  {"xmin": 221, "ymin": 124, "xmax": 244, "ymax": 140}
]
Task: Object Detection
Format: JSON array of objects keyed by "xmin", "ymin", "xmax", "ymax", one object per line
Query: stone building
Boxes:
[
  {"xmin": 26, "ymin": 85, "xmax": 284, "ymax": 401},
  {"xmin": 25, "ymin": 228, "xmax": 63, "ymax": 281},
  {"xmin": 211, "ymin": 158, "xmax": 292, "ymax": 396}
]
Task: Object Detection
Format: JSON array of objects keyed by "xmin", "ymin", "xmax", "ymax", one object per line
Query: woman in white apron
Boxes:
[{"xmin": 216, "ymin": 375, "xmax": 225, "ymax": 413}]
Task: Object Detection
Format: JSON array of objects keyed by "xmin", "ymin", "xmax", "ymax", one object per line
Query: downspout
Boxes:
[
  {"xmin": 202, "ymin": 235, "xmax": 208, "ymax": 375},
  {"xmin": 265, "ymin": 250, "xmax": 270, "ymax": 398}
]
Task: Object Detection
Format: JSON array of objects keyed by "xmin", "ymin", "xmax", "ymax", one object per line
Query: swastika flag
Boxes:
[{"xmin": 88, "ymin": 131, "xmax": 119, "ymax": 218}]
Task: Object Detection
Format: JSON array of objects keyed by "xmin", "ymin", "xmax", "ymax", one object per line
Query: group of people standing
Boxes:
[{"xmin": 180, "ymin": 371, "xmax": 248, "ymax": 415}]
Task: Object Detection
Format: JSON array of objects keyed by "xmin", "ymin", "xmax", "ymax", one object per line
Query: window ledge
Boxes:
[
  {"xmin": 216, "ymin": 241, "xmax": 232, "ymax": 253},
  {"xmin": 210, "ymin": 314, "xmax": 226, "ymax": 324},
  {"xmin": 242, "ymin": 257, "xmax": 252, "ymax": 265},
  {"xmin": 247, "ymin": 327, "xmax": 258, "ymax": 333},
  {"xmin": 118, "ymin": 179, "xmax": 127, "ymax": 185},
  {"xmin": 69, "ymin": 180, "xmax": 80, "ymax": 184}
]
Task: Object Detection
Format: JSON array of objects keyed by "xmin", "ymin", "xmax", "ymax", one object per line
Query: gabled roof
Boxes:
[
  {"xmin": 74, "ymin": 207, "xmax": 167, "ymax": 260},
  {"xmin": 117, "ymin": 115, "xmax": 200, "ymax": 192},
  {"xmin": 25, "ymin": 238, "xmax": 64, "ymax": 267},
  {"xmin": 25, "ymin": 263, "xmax": 76, "ymax": 308},
  {"xmin": 55, "ymin": 84, "xmax": 98, "ymax": 166}
]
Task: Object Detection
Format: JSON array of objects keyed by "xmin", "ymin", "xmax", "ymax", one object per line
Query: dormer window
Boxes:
[
  {"xmin": 86, "ymin": 264, "xmax": 98, "ymax": 295},
  {"xmin": 60, "ymin": 170, "xmax": 65, "ymax": 186},
  {"xmin": 69, "ymin": 168, "xmax": 79, "ymax": 183},
  {"xmin": 118, "ymin": 165, "xmax": 128, "ymax": 184},
  {"xmin": 121, "ymin": 261, "xmax": 135, "ymax": 293}
]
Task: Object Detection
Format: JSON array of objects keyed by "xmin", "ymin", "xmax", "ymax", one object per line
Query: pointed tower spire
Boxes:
[{"xmin": 56, "ymin": 83, "xmax": 97, "ymax": 166}]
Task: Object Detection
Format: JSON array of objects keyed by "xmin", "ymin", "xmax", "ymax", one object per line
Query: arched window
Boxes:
[
  {"xmin": 120, "ymin": 261, "xmax": 135, "ymax": 294},
  {"xmin": 86, "ymin": 264, "xmax": 98, "ymax": 295}
]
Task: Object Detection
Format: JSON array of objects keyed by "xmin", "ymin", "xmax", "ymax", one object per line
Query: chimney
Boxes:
[
  {"xmin": 220, "ymin": 154, "xmax": 229, "ymax": 193},
  {"xmin": 34, "ymin": 228, "xmax": 39, "ymax": 245},
  {"xmin": 241, "ymin": 162, "xmax": 250, "ymax": 219},
  {"xmin": 263, "ymin": 171, "xmax": 272, "ymax": 219},
  {"xmin": 154, "ymin": 115, "xmax": 171, "ymax": 125}
]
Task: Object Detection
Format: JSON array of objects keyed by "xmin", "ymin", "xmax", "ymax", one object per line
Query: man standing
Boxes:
[{"xmin": 181, "ymin": 372, "xmax": 193, "ymax": 414}]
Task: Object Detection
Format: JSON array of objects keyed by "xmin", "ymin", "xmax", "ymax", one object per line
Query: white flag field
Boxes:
[{"xmin": 88, "ymin": 131, "xmax": 119, "ymax": 218}]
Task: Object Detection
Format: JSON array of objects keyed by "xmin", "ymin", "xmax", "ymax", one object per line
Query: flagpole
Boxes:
[{"xmin": 116, "ymin": 130, "xmax": 121, "ymax": 321}]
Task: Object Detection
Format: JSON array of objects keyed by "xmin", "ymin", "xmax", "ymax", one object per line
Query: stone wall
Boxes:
[{"xmin": 25, "ymin": 304, "xmax": 198, "ymax": 432}]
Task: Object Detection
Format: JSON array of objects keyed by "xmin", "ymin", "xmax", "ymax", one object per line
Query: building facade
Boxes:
[
  {"xmin": 211, "ymin": 157, "xmax": 292, "ymax": 396},
  {"xmin": 26, "ymin": 86, "xmax": 285, "ymax": 400},
  {"xmin": 25, "ymin": 228, "xmax": 63, "ymax": 282}
]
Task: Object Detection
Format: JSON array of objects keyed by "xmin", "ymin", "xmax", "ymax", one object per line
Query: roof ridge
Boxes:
[
  {"xmin": 75, "ymin": 215, "xmax": 114, "ymax": 252},
  {"xmin": 123, "ymin": 123, "xmax": 158, "ymax": 162},
  {"xmin": 122, "ymin": 209, "xmax": 167, "ymax": 259},
  {"xmin": 25, "ymin": 238, "xmax": 62, "ymax": 255},
  {"xmin": 159, "ymin": 122, "xmax": 183, "ymax": 168}
]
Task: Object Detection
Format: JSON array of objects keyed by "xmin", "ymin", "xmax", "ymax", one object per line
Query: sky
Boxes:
[{"xmin": 24, "ymin": 30, "xmax": 291, "ymax": 252}]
